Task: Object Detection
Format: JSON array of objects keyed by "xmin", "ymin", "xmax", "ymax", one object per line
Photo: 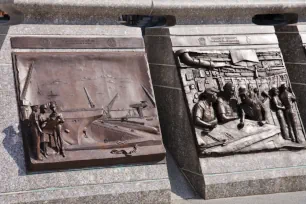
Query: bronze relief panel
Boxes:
[
  {"xmin": 13, "ymin": 52, "xmax": 165, "ymax": 171},
  {"xmin": 176, "ymin": 49, "xmax": 306, "ymax": 156}
]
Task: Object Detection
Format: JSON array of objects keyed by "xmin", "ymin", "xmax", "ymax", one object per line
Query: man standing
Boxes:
[
  {"xmin": 279, "ymin": 84, "xmax": 303, "ymax": 143},
  {"xmin": 39, "ymin": 104, "xmax": 49, "ymax": 158},
  {"xmin": 29, "ymin": 105, "xmax": 43, "ymax": 160},
  {"xmin": 49, "ymin": 102, "xmax": 65, "ymax": 157},
  {"xmin": 193, "ymin": 88, "xmax": 219, "ymax": 145},
  {"xmin": 270, "ymin": 86, "xmax": 290, "ymax": 140}
]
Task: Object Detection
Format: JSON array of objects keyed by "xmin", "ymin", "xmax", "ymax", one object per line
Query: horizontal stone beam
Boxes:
[
  {"xmin": 2, "ymin": 0, "xmax": 306, "ymax": 24},
  {"xmin": 9, "ymin": 0, "xmax": 306, "ymax": 11}
]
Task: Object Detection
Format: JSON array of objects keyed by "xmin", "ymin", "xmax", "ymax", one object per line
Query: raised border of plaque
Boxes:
[{"xmin": 10, "ymin": 37, "xmax": 145, "ymax": 49}]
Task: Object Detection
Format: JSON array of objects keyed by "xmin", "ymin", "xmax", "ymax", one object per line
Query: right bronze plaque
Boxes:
[{"xmin": 176, "ymin": 49, "xmax": 306, "ymax": 156}]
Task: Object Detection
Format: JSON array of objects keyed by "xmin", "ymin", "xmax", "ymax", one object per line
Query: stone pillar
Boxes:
[
  {"xmin": 275, "ymin": 25, "xmax": 306, "ymax": 130},
  {"xmin": 145, "ymin": 24, "xmax": 306, "ymax": 199},
  {"xmin": 0, "ymin": 2, "xmax": 170, "ymax": 204}
]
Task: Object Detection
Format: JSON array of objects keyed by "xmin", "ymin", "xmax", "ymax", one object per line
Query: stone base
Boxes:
[
  {"xmin": 28, "ymin": 146, "xmax": 166, "ymax": 172},
  {"xmin": 198, "ymin": 150, "xmax": 306, "ymax": 199},
  {"xmin": 0, "ymin": 165, "xmax": 170, "ymax": 204},
  {"xmin": 145, "ymin": 24, "xmax": 306, "ymax": 200}
]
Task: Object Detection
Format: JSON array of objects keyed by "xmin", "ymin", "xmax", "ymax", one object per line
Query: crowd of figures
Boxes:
[
  {"xmin": 193, "ymin": 82, "xmax": 303, "ymax": 145},
  {"xmin": 29, "ymin": 102, "xmax": 65, "ymax": 160}
]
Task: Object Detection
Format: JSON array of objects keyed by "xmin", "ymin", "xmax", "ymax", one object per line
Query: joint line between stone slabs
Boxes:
[
  {"xmin": 26, "ymin": 162, "xmax": 165, "ymax": 174},
  {"xmin": 7, "ymin": 34, "xmax": 143, "ymax": 37},
  {"xmin": 0, "ymin": 178, "xmax": 170, "ymax": 196},
  {"xmin": 11, "ymin": 49, "xmax": 145, "ymax": 53},
  {"xmin": 170, "ymin": 157, "xmax": 200, "ymax": 197},
  {"xmin": 153, "ymin": 84, "xmax": 182, "ymax": 91},
  {"xmin": 145, "ymin": 33, "xmax": 276, "ymax": 37},
  {"xmin": 179, "ymin": 172, "xmax": 201, "ymax": 198},
  {"xmin": 275, "ymin": 32, "xmax": 300, "ymax": 34},
  {"xmin": 204, "ymin": 165, "xmax": 306, "ymax": 177},
  {"xmin": 181, "ymin": 168, "xmax": 203, "ymax": 177},
  {"xmin": 149, "ymin": 0, "xmax": 154, "ymax": 15},
  {"xmin": 173, "ymin": 44, "xmax": 279, "ymax": 48},
  {"xmin": 149, "ymin": 63, "xmax": 177, "ymax": 67},
  {"xmin": 285, "ymin": 62, "xmax": 306, "ymax": 65},
  {"xmin": 291, "ymin": 82, "xmax": 306, "ymax": 86}
]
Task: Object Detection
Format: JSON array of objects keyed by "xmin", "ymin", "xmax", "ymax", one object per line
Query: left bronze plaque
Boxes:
[{"xmin": 12, "ymin": 52, "xmax": 165, "ymax": 171}]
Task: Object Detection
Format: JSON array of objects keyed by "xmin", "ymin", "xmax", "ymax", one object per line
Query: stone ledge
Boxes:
[
  {"xmin": 200, "ymin": 150, "xmax": 306, "ymax": 174},
  {"xmin": 204, "ymin": 166, "xmax": 306, "ymax": 199},
  {"xmin": 200, "ymin": 150, "xmax": 306, "ymax": 199},
  {"xmin": 1, "ymin": 25, "xmax": 142, "ymax": 36},
  {"xmin": 9, "ymin": 0, "xmax": 306, "ymax": 14},
  {"xmin": 0, "ymin": 179, "xmax": 170, "ymax": 204},
  {"xmin": 3, "ymin": 1, "xmax": 306, "ymax": 25}
]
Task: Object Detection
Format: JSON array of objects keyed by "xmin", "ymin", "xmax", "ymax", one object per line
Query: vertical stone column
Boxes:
[
  {"xmin": 145, "ymin": 24, "xmax": 306, "ymax": 200},
  {"xmin": 145, "ymin": 27, "xmax": 204, "ymax": 197},
  {"xmin": 0, "ymin": 2, "xmax": 170, "ymax": 203},
  {"xmin": 276, "ymin": 25, "xmax": 306, "ymax": 129}
]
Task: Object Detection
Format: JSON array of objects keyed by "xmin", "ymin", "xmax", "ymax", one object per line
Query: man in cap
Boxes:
[
  {"xmin": 238, "ymin": 86, "xmax": 266, "ymax": 129},
  {"xmin": 193, "ymin": 88, "xmax": 219, "ymax": 145},
  {"xmin": 217, "ymin": 82, "xmax": 239, "ymax": 123}
]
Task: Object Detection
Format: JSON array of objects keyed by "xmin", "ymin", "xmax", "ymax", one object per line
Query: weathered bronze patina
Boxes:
[
  {"xmin": 176, "ymin": 49, "xmax": 306, "ymax": 155},
  {"xmin": 13, "ymin": 52, "xmax": 165, "ymax": 171}
]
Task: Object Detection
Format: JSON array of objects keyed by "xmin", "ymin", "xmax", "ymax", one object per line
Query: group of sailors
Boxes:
[
  {"xmin": 29, "ymin": 102, "xmax": 65, "ymax": 160},
  {"xmin": 193, "ymin": 82, "xmax": 303, "ymax": 145}
]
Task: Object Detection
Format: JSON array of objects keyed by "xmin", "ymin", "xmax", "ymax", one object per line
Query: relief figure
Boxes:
[
  {"xmin": 279, "ymin": 84, "xmax": 303, "ymax": 143},
  {"xmin": 269, "ymin": 87, "xmax": 290, "ymax": 140},
  {"xmin": 39, "ymin": 104, "xmax": 49, "ymax": 158},
  {"xmin": 193, "ymin": 88, "xmax": 219, "ymax": 145},
  {"xmin": 48, "ymin": 102, "xmax": 65, "ymax": 157},
  {"xmin": 29, "ymin": 105, "xmax": 43, "ymax": 160},
  {"xmin": 238, "ymin": 86, "xmax": 266, "ymax": 128},
  {"xmin": 216, "ymin": 82, "xmax": 239, "ymax": 123}
]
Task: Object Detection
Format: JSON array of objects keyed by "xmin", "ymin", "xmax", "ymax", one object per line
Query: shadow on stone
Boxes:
[
  {"xmin": 2, "ymin": 125, "xmax": 26, "ymax": 176},
  {"xmin": 166, "ymin": 152, "xmax": 199, "ymax": 201},
  {"xmin": 0, "ymin": 25, "xmax": 9, "ymax": 48}
]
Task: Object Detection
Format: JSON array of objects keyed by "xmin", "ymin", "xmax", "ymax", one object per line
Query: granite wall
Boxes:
[{"xmin": 0, "ymin": 23, "xmax": 170, "ymax": 204}]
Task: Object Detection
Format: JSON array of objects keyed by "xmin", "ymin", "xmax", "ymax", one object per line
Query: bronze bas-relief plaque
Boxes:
[
  {"xmin": 13, "ymin": 52, "xmax": 165, "ymax": 171},
  {"xmin": 176, "ymin": 49, "xmax": 306, "ymax": 156}
]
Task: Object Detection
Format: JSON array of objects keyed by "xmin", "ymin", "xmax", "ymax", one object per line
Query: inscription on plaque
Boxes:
[
  {"xmin": 107, "ymin": 38, "xmax": 117, "ymax": 47},
  {"xmin": 11, "ymin": 37, "xmax": 144, "ymax": 49},
  {"xmin": 176, "ymin": 49, "xmax": 306, "ymax": 156},
  {"xmin": 208, "ymin": 36, "xmax": 240, "ymax": 45},
  {"xmin": 13, "ymin": 52, "xmax": 165, "ymax": 171},
  {"xmin": 172, "ymin": 34, "xmax": 278, "ymax": 48},
  {"xmin": 198, "ymin": 37, "xmax": 206, "ymax": 46}
]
